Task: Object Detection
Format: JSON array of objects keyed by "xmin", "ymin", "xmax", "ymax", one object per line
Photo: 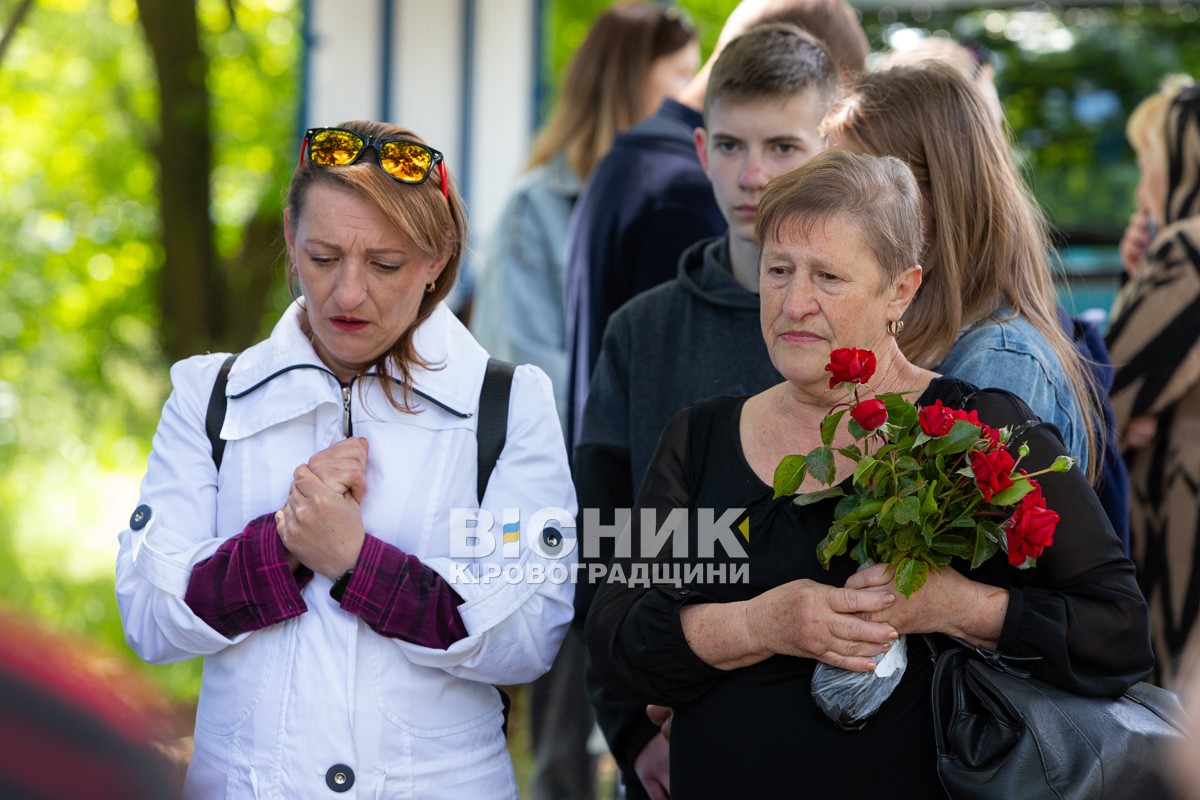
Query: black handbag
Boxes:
[{"xmin": 929, "ymin": 637, "xmax": 1188, "ymax": 800}]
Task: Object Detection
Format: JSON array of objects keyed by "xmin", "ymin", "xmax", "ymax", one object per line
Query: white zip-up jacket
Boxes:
[{"xmin": 116, "ymin": 301, "xmax": 577, "ymax": 799}]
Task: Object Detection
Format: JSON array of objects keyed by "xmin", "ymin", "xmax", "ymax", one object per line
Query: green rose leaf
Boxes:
[
  {"xmin": 895, "ymin": 524, "xmax": 918, "ymax": 550},
  {"xmin": 818, "ymin": 524, "xmax": 852, "ymax": 566},
  {"xmin": 880, "ymin": 392, "xmax": 918, "ymax": 429},
  {"xmin": 926, "ymin": 420, "xmax": 982, "ymax": 455},
  {"xmin": 851, "ymin": 538, "xmax": 868, "ymax": 563},
  {"xmin": 807, "ymin": 445, "xmax": 836, "ymax": 485},
  {"xmin": 894, "ymin": 557, "xmax": 929, "ymax": 597},
  {"xmin": 878, "ymin": 496, "xmax": 897, "ymax": 531},
  {"xmin": 932, "ymin": 534, "xmax": 974, "ymax": 559},
  {"xmin": 821, "ymin": 409, "xmax": 848, "ymax": 446},
  {"xmin": 772, "ymin": 454, "xmax": 807, "ymax": 498},
  {"xmin": 990, "ymin": 475, "xmax": 1036, "ymax": 507},
  {"xmin": 852, "ymin": 455, "xmax": 877, "ymax": 487},
  {"xmin": 921, "ymin": 479, "xmax": 939, "ymax": 516},
  {"xmin": 894, "ymin": 495, "xmax": 921, "ymax": 525},
  {"xmin": 847, "ymin": 418, "xmax": 869, "ymax": 441},
  {"xmin": 972, "ymin": 525, "xmax": 1000, "ymax": 569},
  {"xmin": 978, "ymin": 519, "xmax": 1004, "ymax": 544},
  {"xmin": 792, "ymin": 485, "xmax": 846, "ymax": 507}
]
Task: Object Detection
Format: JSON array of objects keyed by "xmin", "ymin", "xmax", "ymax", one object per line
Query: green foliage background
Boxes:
[
  {"xmin": 0, "ymin": 0, "xmax": 1195, "ymax": 709},
  {"xmin": 0, "ymin": 0, "xmax": 300, "ymax": 700}
]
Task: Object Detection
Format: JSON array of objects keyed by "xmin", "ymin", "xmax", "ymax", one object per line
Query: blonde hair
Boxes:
[
  {"xmin": 823, "ymin": 63, "xmax": 1102, "ymax": 477},
  {"xmin": 1127, "ymin": 74, "xmax": 1196, "ymax": 157},
  {"xmin": 526, "ymin": 2, "xmax": 697, "ymax": 182},
  {"xmin": 287, "ymin": 120, "xmax": 468, "ymax": 412}
]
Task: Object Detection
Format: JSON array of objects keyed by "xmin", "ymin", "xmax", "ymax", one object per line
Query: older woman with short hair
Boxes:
[{"xmin": 586, "ymin": 149, "xmax": 1150, "ymax": 798}]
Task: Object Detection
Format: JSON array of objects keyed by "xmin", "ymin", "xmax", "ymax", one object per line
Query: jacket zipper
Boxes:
[{"xmin": 342, "ymin": 382, "xmax": 353, "ymax": 437}]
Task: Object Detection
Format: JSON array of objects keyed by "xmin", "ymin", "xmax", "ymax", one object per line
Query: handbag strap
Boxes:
[{"xmin": 922, "ymin": 633, "xmax": 1040, "ymax": 678}]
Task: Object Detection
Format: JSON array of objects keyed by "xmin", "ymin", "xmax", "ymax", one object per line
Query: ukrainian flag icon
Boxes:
[{"xmin": 502, "ymin": 512, "xmax": 521, "ymax": 558}]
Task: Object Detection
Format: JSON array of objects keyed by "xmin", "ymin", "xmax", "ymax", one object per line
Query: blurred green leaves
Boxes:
[{"xmin": 0, "ymin": 0, "xmax": 300, "ymax": 700}]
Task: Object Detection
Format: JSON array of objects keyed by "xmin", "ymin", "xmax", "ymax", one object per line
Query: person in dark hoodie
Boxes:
[{"xmin": 571, "ymin": 25, "xmax": 842, "ymax": 800}]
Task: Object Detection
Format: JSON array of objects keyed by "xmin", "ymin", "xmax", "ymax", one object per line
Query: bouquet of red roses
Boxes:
[
  {"xmin": 774, "ymin": 347, "xmax": 1070, "ymax": 597},
  {"xmin": 775, "ymin": 347, "xmax": 1072, "ymax": 730}
]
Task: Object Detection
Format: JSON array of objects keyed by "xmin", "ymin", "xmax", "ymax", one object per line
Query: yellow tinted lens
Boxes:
[
  {"xmin": 310, "ymin": 130, "xmax": 364, "ymax": 166},
  {"xmin": 380, "ymin": 141, "xmax": 432, "ymax": 183}
]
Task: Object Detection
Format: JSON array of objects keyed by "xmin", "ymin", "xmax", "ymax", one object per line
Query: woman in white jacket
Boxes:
[{"xmin": 116, "ymin": 121, "xmax": 577, "ymax": 799}]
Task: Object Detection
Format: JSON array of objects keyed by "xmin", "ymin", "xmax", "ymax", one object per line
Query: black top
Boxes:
[
  {"xmin": 570, "ymin": 236, "xmax": 782, "ymax": 780},
  {"xmin": 586, "ymin": 378, "xmax": 1152, "ymax": 799}
]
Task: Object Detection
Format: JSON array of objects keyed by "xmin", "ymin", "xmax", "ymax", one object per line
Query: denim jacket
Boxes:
[
  {"xmin": 935, "ymin": 310, "xmax": 1089, "ymax": 472},
  {"xmin": 471, "ymin": 154, "xmax": 580, "ymax": 429}
]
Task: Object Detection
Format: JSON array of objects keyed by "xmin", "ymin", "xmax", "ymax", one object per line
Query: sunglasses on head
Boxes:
[{"xmin": 300, "ymin": 127, "xmax": 449, "ymax": 200}]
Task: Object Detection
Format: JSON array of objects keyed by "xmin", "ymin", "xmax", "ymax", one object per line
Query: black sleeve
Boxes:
[
  {"xmin": 585, "ymin": 406, "xmax": 726, "ymax": 707},
  {"xmin": 967, "ymin": 389, "xmax": 1153, "ymax": 696}
]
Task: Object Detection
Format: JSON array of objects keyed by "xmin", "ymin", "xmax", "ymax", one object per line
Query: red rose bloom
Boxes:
[
  {"xmin": 918, "ymin": 400, "xmax": 955, "ymax": 436},
  {"xmin": 850, "ymin": 398, "xmax": 888, "ymax": 432},
  {"xmin": 826, "ymin": 348, "xmax": 877, "ymax": 388},
  {"xmin": 1006, "ymin": 482, "xmax": 1059, "ymax": 566},
  {"xmin": 950, "ymin": 408, "xmax": 981, "ymax": 425},
  {"xmin": 969, "ymin": 447, "xmax": 1016, "ymax": 502}
]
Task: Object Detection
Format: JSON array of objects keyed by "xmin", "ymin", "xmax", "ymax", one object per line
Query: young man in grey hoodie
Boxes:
[{"xmin": 572, "ymin": 24, "xmax": 843, "ymax": 800}]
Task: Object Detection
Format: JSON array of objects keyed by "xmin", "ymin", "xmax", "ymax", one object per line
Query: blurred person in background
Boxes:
[
  {"xmin": 0, "ymin": 611, "xmax": 183, "ymax": 799},
  {"xmin": 471, "ymin": 4, "xmax": 699, "ymax": 798},
  {"xmin": 1106, "ymin": 77, "xmax": 1200, "ymax": 683},
  {"xmin": 823, "ymin": 63, "xmax": 1107, "ymax": 507}
]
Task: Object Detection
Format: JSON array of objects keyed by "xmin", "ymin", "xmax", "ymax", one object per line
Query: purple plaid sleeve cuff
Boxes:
[
  {"xmin": 184, "ymin": 513, "xmax": 314, "ymax": 637},
  {"xmin": 339, "ymin": 533, "xmax": 468, "ymax": 649}
]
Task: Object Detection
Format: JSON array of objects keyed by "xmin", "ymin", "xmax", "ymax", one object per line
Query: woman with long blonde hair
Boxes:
[{"xmin": 822, "ymin": 62, "xmax": 1104, "ymax": 480}]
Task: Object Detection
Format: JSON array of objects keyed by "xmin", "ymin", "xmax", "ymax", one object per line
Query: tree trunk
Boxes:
[{"xmin": 136, "ymin": 0, "xmax": 220, "ymax": 361}]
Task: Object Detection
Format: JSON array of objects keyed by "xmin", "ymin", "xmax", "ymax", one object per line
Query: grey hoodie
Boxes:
[{"xmin": 576, "ymin": 235, "xmax": 782, "ymax": 496}]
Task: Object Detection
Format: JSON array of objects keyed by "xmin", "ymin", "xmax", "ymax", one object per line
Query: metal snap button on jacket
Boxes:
[
  {"xmin": 129, "ymin": 504, "xmax": 152, "ymax": 531},
  {"xmin": 325, "ymin": 764, "xmax": 354, "ymax": 792}
]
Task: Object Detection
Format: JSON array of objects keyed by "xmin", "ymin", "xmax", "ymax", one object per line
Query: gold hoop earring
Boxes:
[
  {"xmin": 887, "ymin": 319, "xmax": 905, "ymax": 337},
  {"xmin": 425, "ymin": 280, "xmax": 437, "ymax": 294}
]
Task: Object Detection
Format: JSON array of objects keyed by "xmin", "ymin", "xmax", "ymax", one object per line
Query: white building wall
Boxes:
[{"xmin": 303, "ymin": 0, "xmax": 539, "ymax": 261}]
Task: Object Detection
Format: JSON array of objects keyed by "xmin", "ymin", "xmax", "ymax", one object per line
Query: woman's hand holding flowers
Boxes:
[
  {"xmin": 744, "ymin": 579, "xmax": 899, "ymax": 671},
  {"xmin": 845, "ymin": 563, "xmax": 1007, "ymax": 649}
]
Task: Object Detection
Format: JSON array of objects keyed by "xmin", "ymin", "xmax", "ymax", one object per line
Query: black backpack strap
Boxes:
[
  {"xmin": 206, "ymin": 353, "xmax": 240, "ymax": 472},
  {"xmin": 476, "ymin": 358, "xmax": 516, "ymax": 504}
]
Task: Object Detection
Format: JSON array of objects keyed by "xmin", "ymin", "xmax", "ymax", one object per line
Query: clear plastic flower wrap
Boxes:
[{"xmin": 811, "ymin": 633, "xmax": 907, "ymax": 730}]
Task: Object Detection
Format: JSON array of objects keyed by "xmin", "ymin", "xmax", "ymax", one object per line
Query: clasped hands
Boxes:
[
  {"xmin": 274, "ymin": 437, "xmax": 369, "ymax": 579},
  {"xmin": 740, "ymin": 563, "xmax": 997, "ymax": 672}
]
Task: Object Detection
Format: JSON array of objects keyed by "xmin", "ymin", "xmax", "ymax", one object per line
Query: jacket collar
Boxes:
[{"xmin": 227, "ymin": 300, "xmax": 489, "ymax": 417}]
